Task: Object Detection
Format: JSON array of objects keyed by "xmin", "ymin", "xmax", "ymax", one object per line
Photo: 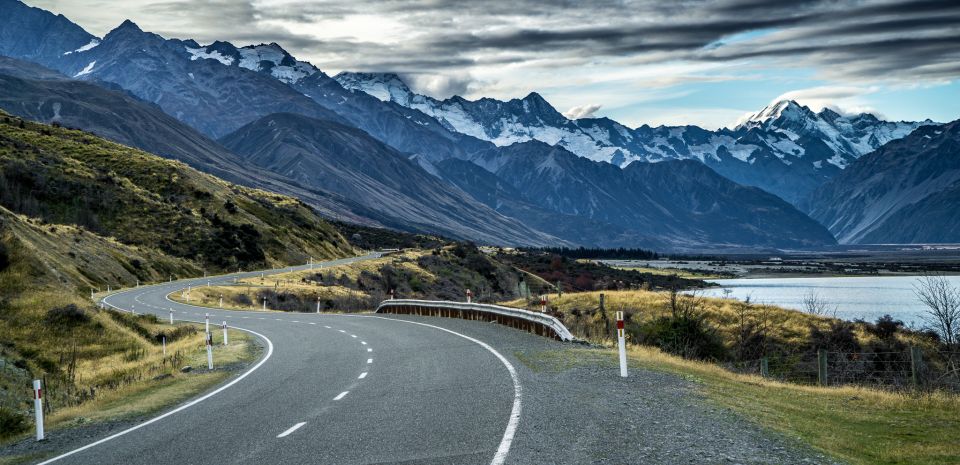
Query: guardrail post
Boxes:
[
  {"xmin": 817, "ymin": 349, "xmax": 828, "ymax": 386},
  {"xmin": 616, "ymin": 311, "xmax": 627, "ymax": 377},
  {"xmin": 910, "ymin": 346, "xmax": 923, "ymax": 387},
  {"xmin": 760, "ymin": 357, "xmax": 769, "ymax": 378},
  {"xmin": 33, "ymin": 379, "xmax": 44, "ymax": 441}
]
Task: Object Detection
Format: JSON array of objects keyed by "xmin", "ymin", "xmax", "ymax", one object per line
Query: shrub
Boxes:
[
  {"xmin": 0, "ymin": 408, "xmax": 28, "ymax": 439},
  {"xmin": 632, "ymin": 315, "xmax": 727, "ymax": 361},
  {"xmin": 869, "ymin": 314, "xmax": 904, "ymax": 340},
  {"xmin": 44, "ymin": 304, "xmax": 90, "ymax": 327}
]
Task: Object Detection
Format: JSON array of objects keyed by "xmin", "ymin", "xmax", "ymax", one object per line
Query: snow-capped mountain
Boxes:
[
  {"xmin": 804, "ymin": 120, "xmax": 960, "ymax": 243},
  {"xmin": 183, "ymin": 41, "xmax": 319, "ymax": 85},
  {"xmin": 335, "ymin": 72, "xmax": 933, "ymax": 203}
]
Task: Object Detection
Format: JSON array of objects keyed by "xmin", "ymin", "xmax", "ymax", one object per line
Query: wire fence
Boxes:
[{"xmin": 725, "ymin": 349, "xmax": 960, "ymax": 392}]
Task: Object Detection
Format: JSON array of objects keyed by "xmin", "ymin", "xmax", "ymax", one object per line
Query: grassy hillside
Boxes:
[
  {"xmin": 0, "ymin": 112, "xmax": 352, "ymax": 273},
  {"xmin": 0, "ymin": 112, "xmax": 352, "ymax": 442}
]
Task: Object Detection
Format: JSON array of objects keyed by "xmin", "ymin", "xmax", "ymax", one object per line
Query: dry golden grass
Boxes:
[{"xmin": 502, "ymin": 289, "xmax": 922, "ymax": 349}]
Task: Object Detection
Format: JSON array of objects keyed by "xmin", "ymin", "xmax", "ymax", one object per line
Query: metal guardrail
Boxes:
[{"xmin": 376, "ymin": 299, "xmax": 576, "ymax": 342}]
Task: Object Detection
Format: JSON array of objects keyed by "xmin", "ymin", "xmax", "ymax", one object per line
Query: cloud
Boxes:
[
  {"xmin": 402, "ymin": 72, "xmax": 475, "ymax": 99},
  {"xmin": 770, "ymin": 85, "xmax": 884, "ymax": 116},
  {"xmin": 563, "ymin": 104, "xmax": 603, "ymax": 120}
]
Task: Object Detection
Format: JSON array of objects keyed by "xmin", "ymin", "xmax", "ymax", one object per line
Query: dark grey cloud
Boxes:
[{"xmin": 42, "ymin": 0, "xmax": 960, "ymax": 84}]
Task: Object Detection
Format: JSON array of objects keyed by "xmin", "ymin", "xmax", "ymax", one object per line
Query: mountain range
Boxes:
[
  {"xmin": 335, "ymin": 72, "xmax": 933, "ymax": 205},
  {"xmin": 0, "ymin": 0, "xmax": 955, "ymax": 248}
]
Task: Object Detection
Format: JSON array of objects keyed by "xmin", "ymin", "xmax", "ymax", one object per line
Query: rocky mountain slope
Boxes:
[
  {"xmin": 436, "ymin": 140, "xmax": 837, "ymax": 250},
  {"xmin": 804, "ymin": 121, "xmax": 960, "ymax": 244},
  {"xmin": 219, "ymin": 112, "xmax": 562, "ymax": 246}
]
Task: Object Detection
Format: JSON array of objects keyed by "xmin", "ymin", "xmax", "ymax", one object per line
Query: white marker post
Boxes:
[
  {"xmin": 205, "ymin": 313, "xmax": 210, "ymax": 333},
  {"xmin": 219, "ymin": 294, "xmax": 223, "ymax": 309},
  {"xmin": 107, "ymin": 285, "xmax": 111, "ymax": 292},
  {"xmin": 206, "ymin": 332, "xmax": 214, "ymax": 370},
  {"xmin": 466, "ymin": 289, "xmax": 473, "ymax": 303},
  {"xmin": 131, "ymin": 305, "xmax": 136, "ymax": 315},
  {"xmin": 162, "ymin": 336, "xmax": 166, "ymax": 356},
  {"xmin": 222, "ymin": 321, "xmax": 228, "ymax": 346},
  {"xmin": 136, "ymin": 279, "xmax": 139, "ymax": 288},
  {"xmin": 262, "ymin": 298, "xmax": 267, "ymax": 311},
  {"xmin": 169, "ymin": 308, "xmax": 174, "ymax": 324},
  {"xmin": 389, "ymin": 289, "xmax": 395, "ymax": 300},
  {"xmin": 616, "ymin": 311, "xmax": 628, "ymax": 378},
  {"xmin": 540, "ymin": 295, "xmax": 547, "ymax": 313},
  {"xmin": 316, "ymin": 296, "xmax": 321, "ymax": 314},
  {"xmin": 33, "ymin": 380, "xmax": 44, "ymax": 441}
]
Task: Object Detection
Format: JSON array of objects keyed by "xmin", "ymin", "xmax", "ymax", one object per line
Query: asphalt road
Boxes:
[
  {"xmin": 40, "ymin": 253, "xmax": 521, "ymax": 465},
  {"xmin": 29, "ymin": 253, "xmax": 839, "ymax": 465}
]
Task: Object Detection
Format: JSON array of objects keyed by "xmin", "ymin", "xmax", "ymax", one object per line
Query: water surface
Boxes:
[{"xmin": 702, "ymin": 275, "xmax": 960, "ymax": 327}]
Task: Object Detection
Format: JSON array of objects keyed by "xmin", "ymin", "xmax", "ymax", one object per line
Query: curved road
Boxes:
[{"xmin": 41, "ymin": 253, "xmax": 523, "ymax": 465}]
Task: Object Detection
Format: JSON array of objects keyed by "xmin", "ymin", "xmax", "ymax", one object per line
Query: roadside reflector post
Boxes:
[
  {"xmin": 219, "ymin": 294, "xmax": 223, "ymax": 308},
  {"xmin": 389, "ymin": 289, "xmax": 395, "ymax": 300},
  {"xmin": 207, "ymin": 281, "xmax": 210, "ymax": 287},
  {"xmin": 616, "ymin": 311, "xmax": 627, "ymax": 378},
  {"xmin": 222, "ymin": 321, "xmax": 228, "ymax": 345},
  {"xmin": 262, "ymin": 298, "xmax": 267, "ymax": 311},
  {"xmin": 540, "ymin": 295, "xmax": 547, "ymax": 313},
  {"xmin": 131, "ymin": 305, "xmax": 136, "ymax": 315},
  {"xmin": 169, "ymin": 308, "xmax": 174, "ymax": 324},
  {"xmin": 466, "ymin": 289, "xmax": 473, "ymax": 303},
  {"xmin": 162, "ymin": 336, "xmax": 167, "ymax": 356},
  {"xmin": 136, "ymin": 279, "xmax": 139, "ymax": 288},
  {"xmin": 206, "ymin": 332, "xmax": 214, "ymax": 370},
  {"xmin": 316, "ymin": 296, "xmax": 321, "ymax": 313},
  {"xmin": 107, "ymin": 285, "xmax": 111, "ymax": 292},
  {"xmin": 33, "ymin": 380, "xmax": 44, "ymax": 441},
  {"xmin": 205, "ymin": 313, "xmax": 210, "ymax": 333}
]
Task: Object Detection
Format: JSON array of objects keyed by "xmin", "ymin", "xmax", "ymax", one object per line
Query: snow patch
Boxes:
[
  {"xmin": 74, "ymin": 61, "xmax": 96, "ymax": 77},
  {"xmin": 63, "ymin": 39, "xmax": 100, "ymax": 55},
  {"xmin": 185, "ymin": 47, "xmax": 234, "ymax": 65}
]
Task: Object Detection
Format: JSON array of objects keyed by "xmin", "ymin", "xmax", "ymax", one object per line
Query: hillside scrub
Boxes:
[
  {"xmin": 494, "ymin": 250, "xmax": 704, "ymax": 295},
  {"xmin": 171, "ymin": 245, "xmax": 532, "ymax": 312},
  {"xmin": 0, "ymin": 114, "xmax": 349, "ymax": 441},
  {"xmin": 0, "ymin": 113, "xmax": 352, "ymax": 273}
]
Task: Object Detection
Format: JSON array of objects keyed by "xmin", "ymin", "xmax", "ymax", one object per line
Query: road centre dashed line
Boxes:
[
  {"xmin": 333, "ymin": 391, "xmax": 349, "ymax": 401},
  {"xmin": 276, "ymin": 422, "xmax": 306, "ymax": 438}
]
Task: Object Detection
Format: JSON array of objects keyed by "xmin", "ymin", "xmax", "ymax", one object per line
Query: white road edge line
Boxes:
[
  {"xmin": 334, "ymin": 391, "xmax": 349, "ymax": 400},
  {"xmin": 364, "ymin": 316, "xmax": 522, "ymax": 465},
  {"xmin": 39, "ymin": 294, "xmax": 276, "ymax": 465},
  {"xmin": 276, "ymin": 422, "xmax": 306, "ymax": 438}
]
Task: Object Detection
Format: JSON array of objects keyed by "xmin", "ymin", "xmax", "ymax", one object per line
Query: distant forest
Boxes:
[{"xmin": 521, "ymin": 246, "xmax": 660, "ymax": 260}]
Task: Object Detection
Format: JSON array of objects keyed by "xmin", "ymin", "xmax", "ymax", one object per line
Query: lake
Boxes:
[{"xmin": 701, "ymin": 275, "xmax": 960, "ymax": 327}]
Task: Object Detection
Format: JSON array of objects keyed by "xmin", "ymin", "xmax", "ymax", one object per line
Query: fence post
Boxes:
[
  {"xmin": 817, "ymin": 349, "xmax": 828, "ymax": 386},
  {"xmin": 910, "ymin": 346, "xmax": 923, "ymax": 388},
  {"xmin": 760, "ymin": 357, "xmax": 769, "ymax": 378}
]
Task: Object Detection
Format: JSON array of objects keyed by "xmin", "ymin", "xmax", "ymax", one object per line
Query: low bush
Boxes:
[{"xmin": 630, "ymin": 315, "xmax": 727, "ymax": 361}]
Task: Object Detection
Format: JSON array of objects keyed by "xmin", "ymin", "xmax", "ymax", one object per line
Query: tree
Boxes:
[
  {"xmin": 801, "ymin": 290, "xmax": 836, "ymax": 317},
  {"xmin": 914, "ymin": 275, "xmax": 960, "ymax": 346}
]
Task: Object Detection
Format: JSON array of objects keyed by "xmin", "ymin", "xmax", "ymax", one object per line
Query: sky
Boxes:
[{"xmin": 32, "ymin": 0, "xmax": 960, "ymax": 129}]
